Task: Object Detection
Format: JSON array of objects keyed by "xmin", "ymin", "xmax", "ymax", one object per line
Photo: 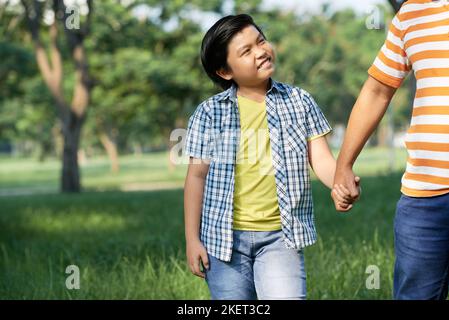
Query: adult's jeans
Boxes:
[{"xmin": 394, "ymin": 193, "xmax": 449, "ymax": 300}]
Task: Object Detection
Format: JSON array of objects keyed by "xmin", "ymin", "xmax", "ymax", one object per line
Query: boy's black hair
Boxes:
[{"xmin": 201, "ymin": 14, "xmax": 266, "ymax": 90}]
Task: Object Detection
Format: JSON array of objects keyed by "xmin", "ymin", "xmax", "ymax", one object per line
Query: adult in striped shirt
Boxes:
[{"xmin": 332, "ymin": 0, "xmax": 449, "ymax": 300}]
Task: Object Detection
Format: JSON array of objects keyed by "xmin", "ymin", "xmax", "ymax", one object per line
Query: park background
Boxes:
[{"xmin": 1, "ymin": 0, "xmax": 412, "ymax": 299}]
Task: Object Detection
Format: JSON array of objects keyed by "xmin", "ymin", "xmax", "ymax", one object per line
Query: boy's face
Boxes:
[{"xmin": 217, "ymin": 25, "xmax": 275, "ymax": 88}]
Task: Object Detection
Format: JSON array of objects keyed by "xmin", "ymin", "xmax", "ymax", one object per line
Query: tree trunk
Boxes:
[
  {"xmin": 133, "ymin": 143, "xmax": 143, "ymax": 156},
  {"xmin": 377, "ymin": 122, "xmax": 388, "ymax": 147},
  {"xmin": 61, "ymin": 112, "xmax": 84, "ymax": 192},
  {"xmin": 99, "ymin": 130, "xmax": 120, "ymax": 173},
  {"xmin": 37, "ymin": 138, "xmax": 52, "ymax": 162},
  {"xmin": 52, "ymin": 123, "xmax": 63, "ymax": 158}
]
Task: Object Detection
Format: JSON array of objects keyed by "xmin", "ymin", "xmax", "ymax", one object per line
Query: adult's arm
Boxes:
[{"xmin": 332, "ymin": 75, "xmax": 397, "ymax": 212}]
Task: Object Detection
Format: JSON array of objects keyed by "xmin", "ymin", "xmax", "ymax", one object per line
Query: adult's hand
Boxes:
[{"xmin": 332, "ymin": 166, "xmax": 360, "ymax": 212}]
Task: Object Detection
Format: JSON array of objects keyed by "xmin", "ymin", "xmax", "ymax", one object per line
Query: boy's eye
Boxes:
[
  {"xmin": 242, "ymin": 49, "xmax": 250, "ymax": 55},
  {"xmin": 259, "ymin": 38, "xmax": 265, "ymax": 44}
]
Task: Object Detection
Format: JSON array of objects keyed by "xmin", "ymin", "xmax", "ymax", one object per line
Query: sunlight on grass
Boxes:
[
  {"xmin": 0, "ymin": 152, "xmax": 188, "ymax": 193},
  {"xmin": 0, "ymin": 149, "xmax": 407, "ymax": 299},
  {"xmin": 0, "ymin": 148, "xmax": 407, "ymax": 194},
  {"xmin": 22, "ymin": 208, "xmax": 131, "ymax": 233}
]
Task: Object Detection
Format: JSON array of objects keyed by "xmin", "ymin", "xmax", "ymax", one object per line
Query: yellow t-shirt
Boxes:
[{"xmin": 233, "ymin": 95, "xmax": 282, "ymax": 231}]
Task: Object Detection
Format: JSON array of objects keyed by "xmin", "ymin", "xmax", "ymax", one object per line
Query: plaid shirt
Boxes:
[{"xmin": 184, "ymin": 79, "xmax": 332, "ymax": 262}]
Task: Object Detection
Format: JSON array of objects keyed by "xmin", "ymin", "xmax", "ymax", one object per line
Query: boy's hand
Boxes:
[
  {"xmin": 186, "ymin": 239, "xmax": 209, "ymax": 278},
  {"xmin": 331, "ymin": 184, "xmax": 353, "ymax": 211},
  {"xmin": 333, "ymin": 167, "xmax": 361, "ymax": 212},
  {"xmin": 331, "ymin": 176, "xmax": 361, "ymax": 212}
]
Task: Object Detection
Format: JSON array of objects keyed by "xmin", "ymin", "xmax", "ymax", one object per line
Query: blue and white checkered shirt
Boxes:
[{"xmin": 184, "ymin": 79, "xmax": 332, "ymax": 262}]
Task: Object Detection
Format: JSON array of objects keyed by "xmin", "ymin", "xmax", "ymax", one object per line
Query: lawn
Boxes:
[{"xmin": 0, "ymin": 148, "xmax": 407, "ymax": 299}]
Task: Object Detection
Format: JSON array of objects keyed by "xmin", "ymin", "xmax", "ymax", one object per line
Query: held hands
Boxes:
[
  {"xmin": 186, "ymin": 239, "xmax": 209, "ymax": 278},
  {"xmin": 331, "ymin": 169, "xmax": 361, "ymax": 212}
]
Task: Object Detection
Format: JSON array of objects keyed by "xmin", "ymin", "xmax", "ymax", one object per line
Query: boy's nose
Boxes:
[{"xmin": 255, "ymin": 49, "xmax": 269, "ymax": 60}]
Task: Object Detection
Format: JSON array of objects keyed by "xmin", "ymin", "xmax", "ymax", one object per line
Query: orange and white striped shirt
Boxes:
[{"xmin": 368, "ymin": 0, "xmax": 449, "ymax": 197}]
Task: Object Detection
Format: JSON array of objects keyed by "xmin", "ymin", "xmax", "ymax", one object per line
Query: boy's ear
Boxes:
[{"xmin": 216, "ymin": 68, "xmax": 233, "ymax": 81}]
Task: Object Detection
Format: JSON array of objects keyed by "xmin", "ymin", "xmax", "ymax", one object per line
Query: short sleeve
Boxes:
[
  {"xmin": 184, "ymin": 103, "xmax": 213, "ymax": 160},
  {"xmin": 299, "ymin": 89, "xmax": 332, "ymax": 141},
  {"xmin": 368, "ymin": 14, "xmax": 411, "ymax": 88}
]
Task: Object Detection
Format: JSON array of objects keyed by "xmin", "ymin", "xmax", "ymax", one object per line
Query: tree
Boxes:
[
  {"xmin": 84, "ymin": 0, "xmax": 221, "ymax": 171},
  {"xmin": 21, "ymin": 0, "xmax": 93, "ymax": 192}
]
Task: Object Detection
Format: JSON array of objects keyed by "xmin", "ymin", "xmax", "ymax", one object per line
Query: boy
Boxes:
[
  {"xmin": 184, "ymin": 14, "xmax": 355, "ymax": 300},
  {"xmin": 333, "ymin": 0, "xmax": 449, "ymax": 300}
]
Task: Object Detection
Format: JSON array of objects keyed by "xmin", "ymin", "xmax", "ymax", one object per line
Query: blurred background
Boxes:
[{"xmin": 1, "ymin": 0, "xmax": 410, "ymax": 299}]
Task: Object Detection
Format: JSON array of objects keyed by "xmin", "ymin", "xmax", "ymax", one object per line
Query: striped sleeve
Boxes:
[
  {"xmin": 184, "ymin": 102, "xmax": 213, "ymax": 160},
  {"xmin": 299, "ymin": 89, "xmax": 332, "ymax": 141},
  {"xmin": 368, "ymin": 14, "xmax": 411, "ymax": 88}
]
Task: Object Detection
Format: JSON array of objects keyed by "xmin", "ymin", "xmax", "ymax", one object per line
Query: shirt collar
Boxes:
[{"xmin": 216, "ymin": 78, "xmax": 286, "ymax": 103}]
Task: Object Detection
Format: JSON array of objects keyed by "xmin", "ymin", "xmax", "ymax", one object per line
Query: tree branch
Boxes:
[
  {"xmin": 55, "ymin": 0, "xmax": 92, "ymax": 118},
  {"xmin": 49, "ymin": 0, "xmax": 63, "ymax": 89},
  {"xmin": 82, "ymin": 0, "xmax": 93, "ymax": 36},
  {"xmin": 21, "ymin": 0, "xmax": 41, "ymax": 41},
  {"xmin": 22, "ymin": 0, "xmax": 67, "ymax": 116}
]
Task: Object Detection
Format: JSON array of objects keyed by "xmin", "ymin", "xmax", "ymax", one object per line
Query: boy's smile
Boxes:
[
  {"xmin": 216, "ymin": 25, "xmax": 276, "ymax": 88},
  {"xmin": 257, "ymin": 56, "xmax": 272, "ymax": 71}
]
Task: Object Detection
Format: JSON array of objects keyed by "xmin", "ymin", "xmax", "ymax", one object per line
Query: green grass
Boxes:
[
  {"xmin": 0, "ymin": 190, "xmax": 207, "ymax": 299},
  {"xmin": 0, "ymin": 148, "xmax": 407, "ymax": 299},
  {"xmin": 0, "ymin": 152, "xmax": 187, "ymax": 194}
]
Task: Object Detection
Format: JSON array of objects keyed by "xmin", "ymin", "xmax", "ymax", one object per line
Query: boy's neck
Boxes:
[{"xmin": 236, "ymin": 79, "xmax": 271, "ymax": 103}]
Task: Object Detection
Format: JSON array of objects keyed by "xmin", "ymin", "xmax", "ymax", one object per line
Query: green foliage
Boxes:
[
  {"xmin": 0, "ymin": 72, "xmax": 55, "ymax": 157},
  {"xmin": 0, "ymin": 1, "xmax": 411, "ymax": 155}
]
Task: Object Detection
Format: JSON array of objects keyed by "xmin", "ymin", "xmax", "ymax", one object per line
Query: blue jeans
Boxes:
[
  {"xmin": 205, "ymin": 230, "xmax": 306, "ymax": 300},
  {"xmin": 393, "ymin": 193, "xmax": 449, "ymax": 300}
]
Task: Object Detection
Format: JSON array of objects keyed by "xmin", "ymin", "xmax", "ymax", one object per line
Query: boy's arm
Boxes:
[
  {"xmin": 308, "ymin": 135, "xmax": 336, "ymax": 189},
  {"xmin": 308, "ymin": 136, "xmax": 356, "ymax": 209},
  {"xmin": 184, "ymin": 157, "xmax": 210, "ymax": 278},
  {"xmin": 333, "ymin": 76, "xmax": 397, "ymax": 211}
]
